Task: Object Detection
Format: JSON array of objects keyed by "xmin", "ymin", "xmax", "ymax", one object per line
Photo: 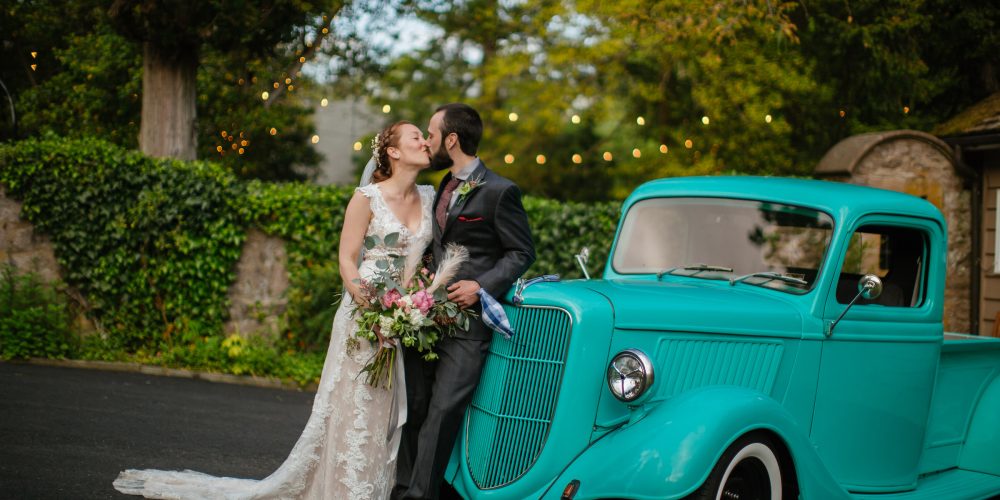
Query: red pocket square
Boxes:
[{"xmin": 457, "ymin": 216, "xmax": 483, "ymax": 222}]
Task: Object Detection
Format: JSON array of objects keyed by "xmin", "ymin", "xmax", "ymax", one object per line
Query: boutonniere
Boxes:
[{"xmin": 455, "ymin": 174, "xmax": 486, "ymax": 204}]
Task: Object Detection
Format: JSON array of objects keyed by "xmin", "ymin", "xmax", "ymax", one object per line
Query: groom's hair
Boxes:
[{"xmin": 436, "ymin": 103, "xmax": 482, "ymax": 156}]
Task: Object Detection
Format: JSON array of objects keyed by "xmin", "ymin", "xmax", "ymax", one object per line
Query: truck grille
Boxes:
[{"xmin": 465, "ymin": 305, "xmax": 572, "ymax": 489}]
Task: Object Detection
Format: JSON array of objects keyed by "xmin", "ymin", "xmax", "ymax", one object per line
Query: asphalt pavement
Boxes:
[{"xmin": 0, "ymin": 361, "xmax": 315, "ymax": 500}]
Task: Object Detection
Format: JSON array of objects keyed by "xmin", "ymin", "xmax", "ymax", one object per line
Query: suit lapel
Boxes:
[{"xmin": 443, "ymin": 163, "xmax": 488, "ymax": 240}]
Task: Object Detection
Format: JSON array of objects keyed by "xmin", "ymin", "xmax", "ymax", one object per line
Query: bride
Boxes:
[{"xmin": 114, "ymin": 121, "xmax": 435, "ymax": 499}]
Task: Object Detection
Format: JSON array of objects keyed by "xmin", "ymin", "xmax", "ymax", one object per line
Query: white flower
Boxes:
[
  {"xmin": 379, "ymin": 315, "xmax": 395, "ymax": 333},
  {"xmin": 408, "ymin": 309, "xmax": 426, "ymax": 326}
]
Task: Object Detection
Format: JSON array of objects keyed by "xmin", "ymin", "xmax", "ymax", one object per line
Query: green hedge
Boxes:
[
  {"xmin": 0, "ymin": 265, "xmax": 77, "ymax": 359},
  {"xmin": 0, "ymin": 137, "xmax": 619, "ymax": 382}
]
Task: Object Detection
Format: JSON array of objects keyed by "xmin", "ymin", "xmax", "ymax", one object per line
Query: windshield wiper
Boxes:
[
  {"xmin": 729, "ymin": 272, "xmax": 808, "ymax": 287},
  {"xmin": 657, "ymin": 264, "xmax": 734, "ymax": 280}
]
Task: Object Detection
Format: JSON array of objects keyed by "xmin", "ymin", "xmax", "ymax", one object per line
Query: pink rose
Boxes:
[
  {"xmin": 380, "ymin": 289, "xmax": 402, "ymax": 309},
  {"xmin": 411, "ymin": 290, "xmax": 435, "ymax": 315}
]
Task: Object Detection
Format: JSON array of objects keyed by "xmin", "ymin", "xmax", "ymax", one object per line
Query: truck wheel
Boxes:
[{"xmin": 689, "ymin": 433, "xmax": 795, "ymax": 500}]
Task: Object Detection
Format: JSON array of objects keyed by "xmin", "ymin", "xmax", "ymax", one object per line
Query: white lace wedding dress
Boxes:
[{"xmin": 114, "ymin": 183, "xmax": 435, "ymax": 500}]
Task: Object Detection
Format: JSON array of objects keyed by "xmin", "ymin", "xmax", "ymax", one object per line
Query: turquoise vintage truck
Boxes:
[{"xmin": 445, "ymin": 176, "xmax": 1000, "ymax": 500}]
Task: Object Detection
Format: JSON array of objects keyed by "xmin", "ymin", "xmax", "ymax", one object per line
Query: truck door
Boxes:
[{"xmin": 811, "ymin": 216, "xmax": 944, "ymax": 493}]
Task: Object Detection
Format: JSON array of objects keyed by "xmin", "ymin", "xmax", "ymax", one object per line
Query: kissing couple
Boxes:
[{"xmin": 114, "ymin": 103, "xmax": 537, "ymax": 499}]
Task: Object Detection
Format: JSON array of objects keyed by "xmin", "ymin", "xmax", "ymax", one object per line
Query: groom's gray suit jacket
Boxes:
[{"xmin": 431, "ymin": 161, "xmax": 535, "ymax": 339}]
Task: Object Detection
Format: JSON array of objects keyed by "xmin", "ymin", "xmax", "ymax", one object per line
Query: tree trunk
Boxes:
[{"xmin": 140, "ymin": 43, "xmax": 198, "ymax": 160}]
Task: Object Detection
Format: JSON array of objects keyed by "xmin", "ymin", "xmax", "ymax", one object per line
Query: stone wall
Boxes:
[
  {"xmin": 1, "ymin": 186, "xmax": 290, "ymax": 339},
  {"xmin": 224, "ymin": 229, "xmax": 289, "ymax": 337},
  {"xmin": 816, "ymin": 132, "xmax": 972, "ymax": 333},
  {"xmin": 0, "ymin": 185, "xmax": 62, "ymax": 283}
]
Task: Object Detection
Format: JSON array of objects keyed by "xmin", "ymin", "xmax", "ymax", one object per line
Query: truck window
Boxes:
[
  {"xmin": 612, "ymin": 197, "xmax": 834, "ymax": 293},
  {"xmin": 837, "ymin": 225, "xmax": 927, "ymax": 307}
]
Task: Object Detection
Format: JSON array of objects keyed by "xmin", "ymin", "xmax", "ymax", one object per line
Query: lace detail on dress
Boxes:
[{"xmin": 113, "ymin": 184, "xmax": 436, "ymax": 500}]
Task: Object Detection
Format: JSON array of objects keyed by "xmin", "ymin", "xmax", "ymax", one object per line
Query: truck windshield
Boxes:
[{"xmin": 612, "ymin": 197, "xmax": 834, "ymax": 293}]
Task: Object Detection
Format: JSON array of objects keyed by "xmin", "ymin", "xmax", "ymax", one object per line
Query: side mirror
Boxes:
[
  {"xmin": 826, "ymin": 275, "xmax": 883, "ymax": 336},
  {"xmin": 575, "ymin": 247, "xmax": 591, "ymax": 280},
  {"xmin": 858, "ymin": 274, "xmax": 883, "ymax": 300}
]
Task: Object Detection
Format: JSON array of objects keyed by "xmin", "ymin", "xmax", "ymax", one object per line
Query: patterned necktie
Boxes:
[{"xmin": 436, "ymin": 177, "xmax": 462, "ymax": 229}]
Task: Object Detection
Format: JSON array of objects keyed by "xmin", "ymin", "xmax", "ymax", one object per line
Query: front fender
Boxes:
[{"xmin": 543, "ymin": 386, "xmax": 849, "ymax": 500}]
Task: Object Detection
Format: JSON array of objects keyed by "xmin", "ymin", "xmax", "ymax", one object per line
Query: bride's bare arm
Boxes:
[{"xmin": 339, "ymin": 191, "xmax": 373, "ymax": 303}]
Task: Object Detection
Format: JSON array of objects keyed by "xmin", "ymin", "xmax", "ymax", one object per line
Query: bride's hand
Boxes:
[{"xmin": 346, "ymin": 282, "xmax": 371, "ymax": 307}]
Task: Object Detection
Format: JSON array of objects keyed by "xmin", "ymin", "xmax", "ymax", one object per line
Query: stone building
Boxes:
[
  {"xmin": 815, "ymin": 91, "xmax": 1000, "ymax": 335},
  {"xmin": 312, "ymin": 99, "xmax": 383, "ymax": 186}
]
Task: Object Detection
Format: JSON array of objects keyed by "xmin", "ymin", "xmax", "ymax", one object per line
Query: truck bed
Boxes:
[{"xmin": 918, "ymin": 335, "xmax": 1000, "ymax": 478}]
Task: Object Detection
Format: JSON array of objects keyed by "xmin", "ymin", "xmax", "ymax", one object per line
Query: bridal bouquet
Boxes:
[{"xmin": 351, "ymin": 234, "xmax": 476, "ymax": 388}]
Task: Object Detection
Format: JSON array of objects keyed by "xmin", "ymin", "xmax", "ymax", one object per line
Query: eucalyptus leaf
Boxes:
[{"xmin": 384, "ymin": 232, "xmax": 400, "ymax": 247}]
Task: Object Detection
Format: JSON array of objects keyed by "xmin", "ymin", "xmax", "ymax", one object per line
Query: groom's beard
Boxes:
[{"xmin": 428, "ymin": 144, "xmax": 453, "ymax": 171}]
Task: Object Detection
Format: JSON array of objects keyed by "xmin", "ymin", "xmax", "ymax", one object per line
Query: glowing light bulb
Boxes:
[
  {"xmin": 603, "ymin": 152, "xmax": 613, "ymax": 161},
  {"xmin": 659, "ymin": 144, "xmax": 668, "ymax": 154},
  {"xmin": 636, "ymin": 116, "xmax": 645, "ymax": 126},
  {"xmin": 321, "ymin": 98, "xmax": 329, "ymax": 107},
  {"xmin": 353, "ymin": 141, "xmax": 362, "ymax": 151},
  {"xmin": 572, "ymin": 154, "xmax": 582, "ymax": 164},
  {"xmin": 508, "ymin": 112, "xmax": 518, "ymax": 122},
  {"xmin": 571, "ymin": 114, "xmax": 581, "ymax": 124},
  {"xmin": 504, "ymin": 154, "xmax": 515, "ymax": 164},
  {"xmin": 382, "ymin": 104, "xmax": 391, "ymax": 113},
  {"xmin": 632, "ymin": 148, "xmax": 641, "ymax": 158},
  {"xmin": 536, "ymin": 155, "xmax": 546, "ymax": 164}
]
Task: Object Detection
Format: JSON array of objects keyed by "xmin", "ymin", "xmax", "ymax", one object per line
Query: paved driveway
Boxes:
[{"xmin": 0, "ymin": 362, "xmax": 314, "ymax": 499}]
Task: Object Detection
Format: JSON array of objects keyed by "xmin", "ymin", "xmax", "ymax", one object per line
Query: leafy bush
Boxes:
[
  {"xmin": 0, "ymin": 137, "xmax": 245, "ymax": 348},
  {"xmin": 523, "ymin": 196, "xmax": 620, "ymax": 280},
  {"xmin": 241, "ymin": 181, "xmax": 353, "ymax": 350},
  {"xmin": 0, "ymin": 137, "xmax": 621, "ymax": 383},
  {"xmin": 0, "ymin": 265, "xmax": 77, "ymax": 359}
]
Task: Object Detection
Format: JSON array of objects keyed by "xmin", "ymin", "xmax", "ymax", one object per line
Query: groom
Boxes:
[{"xmin": 394, "ymin": 103, "xmax": 535, "ymax": 500}]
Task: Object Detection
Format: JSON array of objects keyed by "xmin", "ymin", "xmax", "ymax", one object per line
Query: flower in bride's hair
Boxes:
[{"xmin": 370, "ymin": 133, "xmax": 383, "ymax": 167}]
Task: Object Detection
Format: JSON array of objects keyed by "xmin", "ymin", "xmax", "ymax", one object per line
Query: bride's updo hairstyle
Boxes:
[{"xmin": 371, "ymin": 120, "xmax": 413, "ymax": 183}]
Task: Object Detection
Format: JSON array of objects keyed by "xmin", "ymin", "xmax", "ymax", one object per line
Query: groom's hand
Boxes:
[{"xmin": 447, "ymin": 280, "xmax": 481, "ymax": 308}]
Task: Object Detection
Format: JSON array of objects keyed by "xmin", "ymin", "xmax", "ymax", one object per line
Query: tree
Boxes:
[
  {"xmin": 106, "ymin": 0, "xmax": 344, "ymax": 160},
  {"xmin": 372, "ymin": 0, "xmax": 1000, "ymax": 201},
  {"xmin": 1, "ymin": 0, "xmax": 357, "ymax": 180}
]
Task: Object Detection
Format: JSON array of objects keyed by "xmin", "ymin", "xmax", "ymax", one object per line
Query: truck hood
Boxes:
[{"xmin": 576, "ymin": 278, "xmax": 805, "ymax": 337}]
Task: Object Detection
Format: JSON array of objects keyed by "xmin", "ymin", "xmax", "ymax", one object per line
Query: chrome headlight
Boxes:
[{"xmin": 606, "ymin": 349, "xmax": 654, "ymax": 403}]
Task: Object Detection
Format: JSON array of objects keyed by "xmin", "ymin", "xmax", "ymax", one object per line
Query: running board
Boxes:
[{"xmin": 850, "ymin": 469, "xmax": 1000, "ymax": 500}]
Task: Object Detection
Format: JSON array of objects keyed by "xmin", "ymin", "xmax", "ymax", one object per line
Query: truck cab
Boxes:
[{"xmin": 447, "ymin": 176, "xmax": 1000, "ymax": 500}]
